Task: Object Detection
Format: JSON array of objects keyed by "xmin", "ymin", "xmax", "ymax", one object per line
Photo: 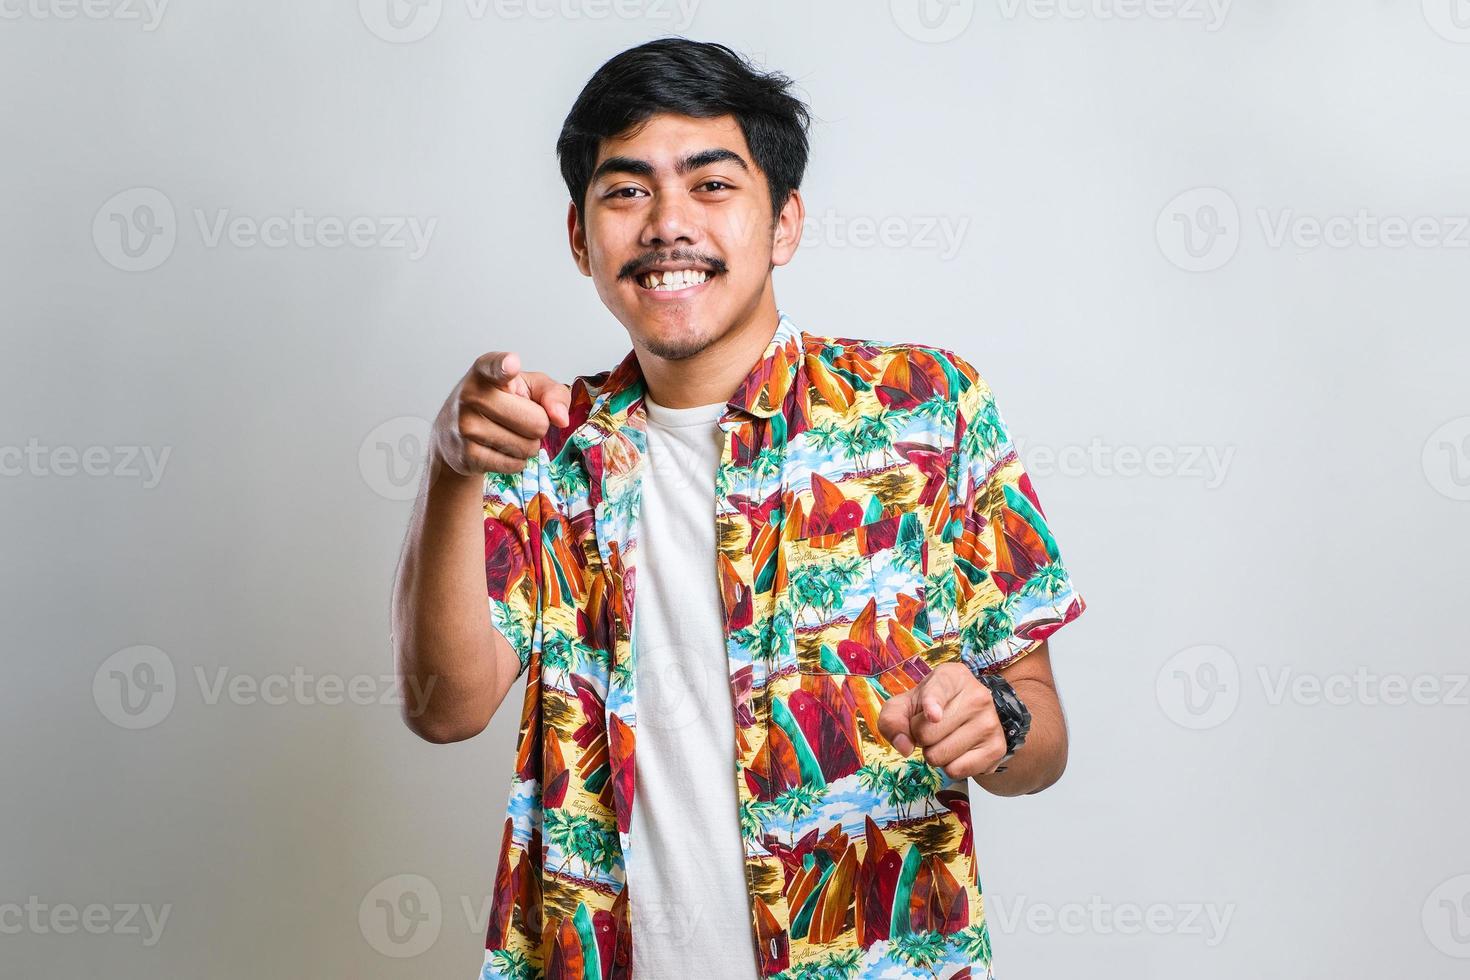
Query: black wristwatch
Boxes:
[{"xmin": 975, "ymin": 672, "xmax": 1031, "ymax": 773}]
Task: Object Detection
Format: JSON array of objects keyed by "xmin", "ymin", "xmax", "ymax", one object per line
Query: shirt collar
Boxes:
[{"xmin": 569, "ymin": 309, "xmax": 803, "ymax": 451}]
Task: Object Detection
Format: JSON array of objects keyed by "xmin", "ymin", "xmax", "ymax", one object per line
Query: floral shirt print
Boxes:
[{"xmin": 479, "ymin": 310, "xmax": 1086, "ymax": 980}]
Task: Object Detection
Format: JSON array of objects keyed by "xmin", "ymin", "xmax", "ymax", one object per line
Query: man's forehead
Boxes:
[{"xmin": 594, "ymin": 112, "xmax": 751, "ymax": 170}]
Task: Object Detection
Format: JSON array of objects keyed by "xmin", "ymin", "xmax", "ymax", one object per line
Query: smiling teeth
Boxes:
[{"xmin": 639, "ymin": 269, "xmax": 711, "ymax": 290}]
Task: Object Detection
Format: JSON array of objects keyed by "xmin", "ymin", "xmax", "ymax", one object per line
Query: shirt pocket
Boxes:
[{"xmin": 785, "ymin": 512, "xmax": 930, "ymax": 677}]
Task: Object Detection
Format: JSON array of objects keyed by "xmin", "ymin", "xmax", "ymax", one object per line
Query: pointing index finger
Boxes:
[{"xmin": 523, "ymin": 372, "xmax": 572, "ymax": 427}]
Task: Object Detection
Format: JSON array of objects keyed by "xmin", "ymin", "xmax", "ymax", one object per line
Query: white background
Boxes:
[{"xmin": 3, "ymin": 1, "xmax": 1469, "ymax": 977}]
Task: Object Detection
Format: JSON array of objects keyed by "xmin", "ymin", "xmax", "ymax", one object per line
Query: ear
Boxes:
[
  {"xmin": 567, "ymin": 200, "xmax": 592, "ymax": 277},
  {"xmin": 770, "ymin": 187, "xmax": 805, "ymax": 268}
]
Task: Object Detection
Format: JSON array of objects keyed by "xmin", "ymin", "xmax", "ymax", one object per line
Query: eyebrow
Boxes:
[{"xmin": 590, "ymin": 147, "xmax": 751, "ymax": 186}]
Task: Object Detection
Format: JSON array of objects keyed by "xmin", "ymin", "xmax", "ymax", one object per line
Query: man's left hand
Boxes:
[{"xmin": 876, "ymin": 662, "xmax": 1010, "ymax": 779}]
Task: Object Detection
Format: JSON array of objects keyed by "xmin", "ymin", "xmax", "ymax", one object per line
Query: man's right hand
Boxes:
[{"xmin": 433, "ymin": 352, "xmax": 572, "ymax": 476}]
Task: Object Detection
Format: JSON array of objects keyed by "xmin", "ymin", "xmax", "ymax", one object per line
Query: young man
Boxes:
[{"xmin": 392, "ymin": 38, "xmax": 1086, "ymax": 980}]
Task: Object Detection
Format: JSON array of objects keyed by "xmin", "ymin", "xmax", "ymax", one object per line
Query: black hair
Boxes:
[{"xmin": 556, "ymin": 37, "xmax": 812, "ymax": 224}]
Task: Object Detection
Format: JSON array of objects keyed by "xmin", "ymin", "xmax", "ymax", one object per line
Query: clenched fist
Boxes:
[
  {"xmin": 876, "ymin": 663, "xmax": 1011, "ymax": 780},
  {"xmin": 432, "ymin": 351, "xmax": 571, "ymax": 476}
]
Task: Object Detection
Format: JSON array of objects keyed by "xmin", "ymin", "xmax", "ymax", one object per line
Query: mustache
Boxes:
[{"xmin": 618, "ymin": 251, "xmax": 728, "ymax": 279}]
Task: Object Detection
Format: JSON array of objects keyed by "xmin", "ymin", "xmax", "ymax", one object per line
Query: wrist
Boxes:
[
  {"xmin": 425, "ymin": 445, "xmax": 484, "ymax": 500},
  {"xmin": 975, "ymin": 671, "xmax": 1031, "ymax": 770}
]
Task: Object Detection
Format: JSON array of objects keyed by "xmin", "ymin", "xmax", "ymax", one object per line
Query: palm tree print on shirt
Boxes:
[{"xmin": 477, "ymin": 311, "xmax": 1086, "ymax": 979}]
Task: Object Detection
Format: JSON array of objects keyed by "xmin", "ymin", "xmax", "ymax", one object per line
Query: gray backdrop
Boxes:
[{"xmin": 4, "ymin": 1, "xmax": 1468, "ymax": 977}]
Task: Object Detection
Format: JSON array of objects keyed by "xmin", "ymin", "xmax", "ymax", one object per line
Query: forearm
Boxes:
[
  {"xmin": 391, "ymin": 450, "xmax": 505, "ymax": 741},
  {"xmin": 973, "ymin": 677, "xmax": 1068, "ymax": 797}
]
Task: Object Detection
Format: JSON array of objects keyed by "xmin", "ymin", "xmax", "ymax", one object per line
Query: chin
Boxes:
[
  {"xmin": 624, "ymin": 307, "xmax": 723, "ymax": 361},
  {"xmin": 640, "ymin": 327, "xmax": 718, "ymax": 361}
]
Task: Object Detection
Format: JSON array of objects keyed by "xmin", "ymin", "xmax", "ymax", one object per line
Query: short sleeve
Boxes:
[
  {"xmin": 483, "ymin": 463, "xmax": 542, "ymax": 681},
  {"xmin": 945, "ymin": 356, "xmax": 1085, "ymax": 675}
]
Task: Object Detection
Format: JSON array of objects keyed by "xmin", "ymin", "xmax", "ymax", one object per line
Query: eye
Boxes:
[
  {"xmin": 606, "ymin": 186, "xmax": 646, "ymax": 200},
  {"xmin": 699, "ymin": 180, "xmax": 732, "ymax": 192}
]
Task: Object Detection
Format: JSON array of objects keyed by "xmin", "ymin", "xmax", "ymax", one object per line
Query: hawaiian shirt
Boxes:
[{"xmin": 479, "ymin": 310, "xmax": 1086, "ymax": 979}]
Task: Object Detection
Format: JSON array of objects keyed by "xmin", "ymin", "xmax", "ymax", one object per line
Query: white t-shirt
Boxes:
[{"xmin": 627, "ymin": 396, "xmax": 761, "ymax": 979}]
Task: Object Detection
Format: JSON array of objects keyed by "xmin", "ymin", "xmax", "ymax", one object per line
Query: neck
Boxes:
[{"xmin": 635, "ymin": 293, "xmax": 781, "ymax": 409}]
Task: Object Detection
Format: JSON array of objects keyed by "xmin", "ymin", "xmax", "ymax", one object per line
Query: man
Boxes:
[{"xmin": 392, "ymin": 38, "xmax": 1086, "ymax": 980}]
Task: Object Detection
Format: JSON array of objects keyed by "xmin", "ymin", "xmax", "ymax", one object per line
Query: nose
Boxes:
[{"xmin": 640, "ymin": 191, "xmax": 700, "ymax": 249}]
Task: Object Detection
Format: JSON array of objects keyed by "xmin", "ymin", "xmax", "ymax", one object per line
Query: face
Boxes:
[{"xmin": 568, "ymin": 112, "xmax": 802, "ymax": 362}]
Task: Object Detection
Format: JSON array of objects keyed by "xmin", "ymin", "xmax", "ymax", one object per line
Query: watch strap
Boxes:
[{"xmin": 975, "ymin": 671, "xmax": 1031, "ymax": 772}]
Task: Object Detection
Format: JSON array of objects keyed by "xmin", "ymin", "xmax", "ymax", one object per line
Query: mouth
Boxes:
[{"xmin": 633, "ymin": 266, "xmax": 719, "ymax": 297}]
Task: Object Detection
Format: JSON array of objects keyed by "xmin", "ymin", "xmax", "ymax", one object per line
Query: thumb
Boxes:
[{"xmin": 481, "ymin": 351, "xmax": 531, "ymax": 398}]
